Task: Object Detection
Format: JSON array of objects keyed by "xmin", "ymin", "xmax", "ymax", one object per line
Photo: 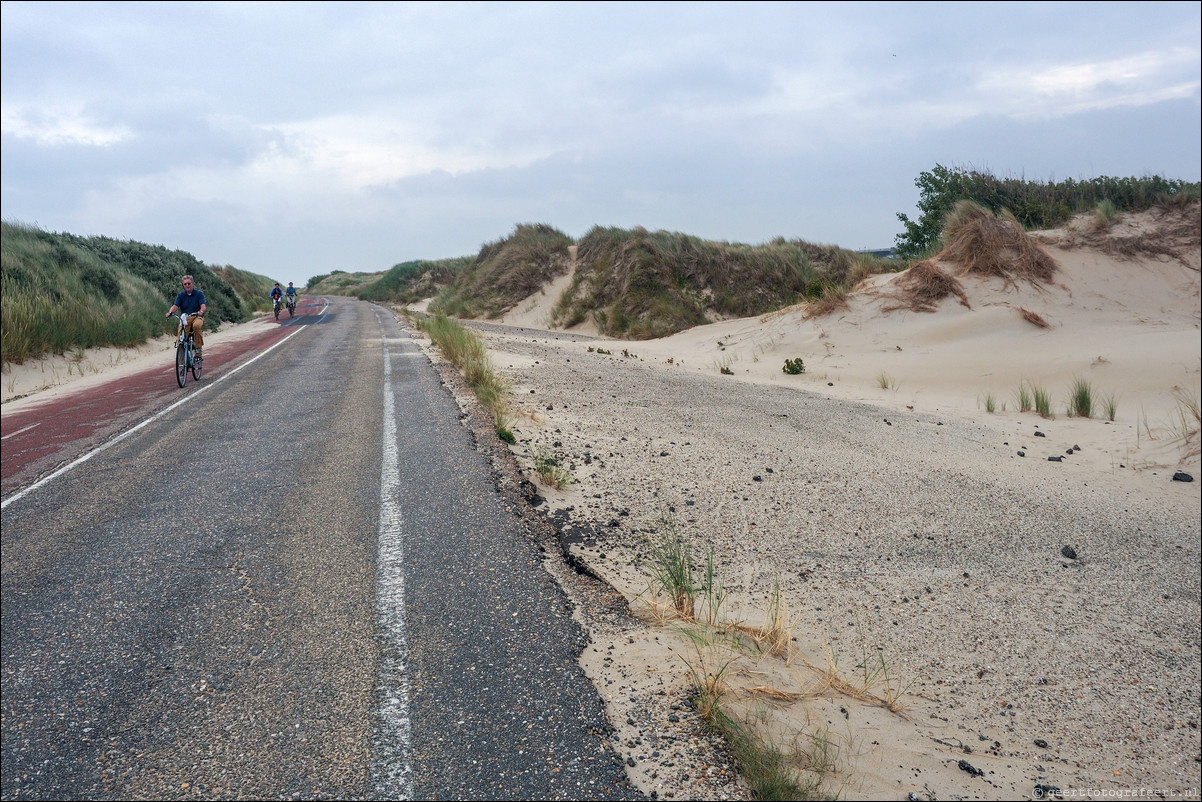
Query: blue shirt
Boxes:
[{"xmin": 174, "ymin": 288, "xmax": 206, "ymax": 315}]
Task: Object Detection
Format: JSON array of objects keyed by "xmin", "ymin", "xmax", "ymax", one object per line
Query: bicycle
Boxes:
[
  {"xmin": 286, "ymin": 296, "xmax": 296, "ymax": 317},
  {"xmin": 273, "ymin": 297, "xmax": 282, "ymax": 320},
  {"xmin": 171, "ymin": 312, "xmax": 203, "ymax": 388}
]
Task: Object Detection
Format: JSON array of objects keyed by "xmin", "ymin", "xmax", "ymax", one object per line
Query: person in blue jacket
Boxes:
[{"xmin": 165, "ymin": 274, "xmax": 207, "ymax": 360}]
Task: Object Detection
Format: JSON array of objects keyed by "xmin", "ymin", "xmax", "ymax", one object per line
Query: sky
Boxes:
[{"xmin": 2, "ymin": 1, "xmax": 1199, "ymax": 289}]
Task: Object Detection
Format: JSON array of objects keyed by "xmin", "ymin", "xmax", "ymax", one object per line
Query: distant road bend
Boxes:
[{"xmin": 0, "ymin": 296, "xmax": 639, "ymax": 800}]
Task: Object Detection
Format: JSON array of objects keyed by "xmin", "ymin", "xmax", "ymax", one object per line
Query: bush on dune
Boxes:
[
  {"xmin": 357, "ymin": 256, "xmax": 472, "ymax": 304},
  {"xmin": 895, "ymin": 163, "xmax": 1201, "ymax": 259},
  {"xmin": 550, "ymin": 227, "xmax": 890, "ymax": 339},
  {"xmin": 429, "ymin": 223, "xmax": 574, "ymax": 319},
  {"xmin": 1, "ymin": 222, "xmax": 273, "ymax": 366}
]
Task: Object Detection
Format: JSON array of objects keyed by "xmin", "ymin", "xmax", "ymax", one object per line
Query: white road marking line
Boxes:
[
  {"xmin": 371, "ymin": 308, "xmax": 414, "ymax": 799},
  {"xmin": 1, "ymin": 326, "xmax": 308, "ymax": 511},
  {"xmin": 1, "ymin": 422, "xmax": 42, "ymax": 441}
]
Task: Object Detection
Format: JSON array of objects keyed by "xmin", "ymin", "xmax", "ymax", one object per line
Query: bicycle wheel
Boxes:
[
  {"xmin": 191, "ymin": 342, "xmax": 203, "ymax": 381},
  {"xmin": 274, "ymin": 303, "xmax": 280, "ymax": 320},
  {"xmin": 176, "ymin": 342, "xmax": 188, "ymax": 387}
]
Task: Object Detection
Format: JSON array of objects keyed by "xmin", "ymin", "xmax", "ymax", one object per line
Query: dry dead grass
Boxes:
[
  {"xmin": 939, "ymin": 201, "xmax": 1059, "ymax": 287},
  {"xmin": 804, "ymin": 285, "xmax": 849, "ymax": 318},
  {"xmin": 1039, "ymin": 199, "xmax": 1201, "ymax": 268},
  {"xmin": 1018, "ymin": 307, "xmax": 1052, "ymax": 328},
  {"xmin": 881, "ymin": 260, "xmax": 971, "ymax": 313}
]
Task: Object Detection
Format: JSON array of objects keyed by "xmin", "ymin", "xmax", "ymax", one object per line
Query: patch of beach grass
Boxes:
[
  {"xmin": 1016, "ymin": 381, "xmax": 1034, "ymax": 413},
  {"xmin": 531, "ymin": 444, "xmax": 574, "ymax": 489},
  {"xmin": 414, "ymin": 312, "xmax": 513, "ymax": 443},
  {"xmin": 1031, "ymin": 383, "xmax": 1054, "ymax": 419},
  {"xmin": 647, "ymin": 514, "xmax": 697, "ymax": 619},
  {"xmin": 1103, "ymin": 392, "xmax": 1119, "ymax": 422},
  {"xmin": 1170, "ymin": 387, "xmax": 1201, "ymax": 456},
  {"xmin": 752, "ymin": 578, "xmax": 796, "ymax": 662},
  {"xmin": 818, "ymin": 617, "xmax": 917, "ymax": 714},
  {"xmin": 1068, "ymin": 376, "xmax": 1094, "ymax": 418}
]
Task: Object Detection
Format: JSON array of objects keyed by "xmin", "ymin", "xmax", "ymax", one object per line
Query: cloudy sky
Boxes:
[{"xmin": 2, "ymin": 1, "xmax": 1199, "ymax": 288}]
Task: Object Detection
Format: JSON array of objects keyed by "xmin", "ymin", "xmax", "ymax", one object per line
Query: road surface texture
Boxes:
[{"xmin": 1, "ymin": 297, "xmax": 641, "ymax": 801}]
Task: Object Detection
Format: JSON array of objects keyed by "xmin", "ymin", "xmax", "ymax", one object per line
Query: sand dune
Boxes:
[{"xmin": 467, "ymin": 209, "xmax": 1199, "ymax": 799}]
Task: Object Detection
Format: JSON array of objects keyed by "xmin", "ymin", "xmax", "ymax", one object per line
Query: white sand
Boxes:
[{"xmin": 463, "ymin": 211, "xmax": 1200, "ymax": 799}]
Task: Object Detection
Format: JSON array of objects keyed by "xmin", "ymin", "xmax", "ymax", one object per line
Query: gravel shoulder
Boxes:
[{"xmin": 423, "ymin": 316, "xmax": 1201, "ymax": 801}]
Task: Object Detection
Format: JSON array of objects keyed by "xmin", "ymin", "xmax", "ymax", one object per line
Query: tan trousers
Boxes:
[{"xmin": 178, "ymin": 315, "xmax": 205, "ymax": 348}]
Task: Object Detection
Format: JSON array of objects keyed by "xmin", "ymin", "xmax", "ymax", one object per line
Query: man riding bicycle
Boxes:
[
  {"xmin": 285, "ymin": 282, "xmax": 298, "ymax": 309},
  {"xmin": 166, "ymin": 274, "xmax": 207, "ymax": 360}
]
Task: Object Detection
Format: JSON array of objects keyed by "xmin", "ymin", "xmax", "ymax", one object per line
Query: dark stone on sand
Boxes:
[
  {"xmin": 1034, "ymin": 738, "xmax": 1049, "ymax": 748},
  {"xmin": 1172, "ymin": 472, "xmax": 1194, "ymax": 482},
  {"xmin": 1048, "ymin": 456, "xmax": 1062, "ymax": 462},
  {"xmin": 957, "ymin": 759, "xmax": 984, "ymax": 777},
  {"xmin": 1061, "ymin": 546, "xmax": 1077, "ymax": 560},
  {"xmin": 1018, "ymin": 451, "xmax": 1026, "ymax": 457},
  {"xmin": 1035, "ymin": 431, "xmax": 1046, "ymax": 437}
]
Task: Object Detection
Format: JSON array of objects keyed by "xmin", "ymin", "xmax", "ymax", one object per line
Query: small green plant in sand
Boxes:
[
  {"xmin": 1068, "ymin": 376, "xmax": 1094, "ymax": 418},
  {"xmin": 1169, "ymin": 387, "xmax": 1201, "ymax": 455},
  {"xmin": 679, "ymin": 630, "xmax": 740, "ymax": 721},
  {"xmin": 981, "ymin": 391, "xmax": 998, "ymax": 413},
  {"xmin": 1092, "ymin": 198, "xmax": 1120, "ymax": 230},
  {"xmin": 782, "ymin": 357, "xmax": 806, "ymax": 375},
  {"xmin": 1103, "ymin": 392, "xmax": 1119, "ymax": 422},
  {"xmin": 752, "ymin": 578, "xmax": 796, "ymax": 662},
  {"xmin": 679, "ymin": 626, "xmax": 847, "ymax": 799},
  {"xmin": 1031, "ymin": 383, "xmax": 1054, "ymax": 419},
  {"xmin": 647, "ymin": 515, "xmax": 697, "ymax": 618},
  {"xmin": 640, "ymin": 523, "xmax": 871, "ymax": 801},
  {"xmin": 699, "ymin": 546, "xmax": 728, "ymax": 628},
  {"xmin": 876, "ymin": 371, "xmax": 896, "ymax": 391},
  {"xmin": 530, "ymin": 445, "xmax": 574, "ymax": 489},
  {"xmin": 821, "ymin": 617, "xmax": 917, "ymax": 714},
  {"xmin": 1016, "ymin": 382, "xmax": 1033, "ymax": 413},
  {"xmin": 707, "ymin": 714, "xmax": 845, "ymax": 802},
  {"xmin": 494, "ymin": 407, "xmax": 516, "ymax": 444}
]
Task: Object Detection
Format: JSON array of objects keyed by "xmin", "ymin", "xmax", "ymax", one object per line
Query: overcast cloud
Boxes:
[{"xmin": 2, "ymin": 1, "xmax": 1199, "ymax": 288}]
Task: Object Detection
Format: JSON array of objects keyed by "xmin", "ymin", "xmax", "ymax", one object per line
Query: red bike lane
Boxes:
[{"xmin": 1, "ymin": 309, "xmax": 313, "ymax": 499}]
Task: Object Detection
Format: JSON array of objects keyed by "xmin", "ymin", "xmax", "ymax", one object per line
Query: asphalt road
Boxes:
[{"xmin": 1, "ymin": 297, "xmax": 640, "ymax": 800}]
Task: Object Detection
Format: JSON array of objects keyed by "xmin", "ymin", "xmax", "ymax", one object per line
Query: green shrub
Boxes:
[
  {"xmin": 782, "ymin": 358, "xmax": 806, "ymax": 375},
  {"xmin": 2, "ymin": 222, "xmax": 237, "ymax": 365},
  {"xmin": 895, "ymin": 164, "xmax": 1200, "ymax": 258}
]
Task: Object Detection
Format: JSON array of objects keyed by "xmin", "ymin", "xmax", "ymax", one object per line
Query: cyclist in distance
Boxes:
[
  {"xmin": 285, "ymin": 281, "xmax": 298, "ymax": 309},
  {"xmin": 270, "ymin": 283, "xmax": 283, "ymax": 315},
  {"xmin": 165, "ymin": 274, "xmax": 207, "ymax": 360}
]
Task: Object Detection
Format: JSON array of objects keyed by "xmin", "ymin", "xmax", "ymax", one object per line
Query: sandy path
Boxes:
[{"xmin": 472, "ymin": 321, "xmax": 1201, "ymax": 800}]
